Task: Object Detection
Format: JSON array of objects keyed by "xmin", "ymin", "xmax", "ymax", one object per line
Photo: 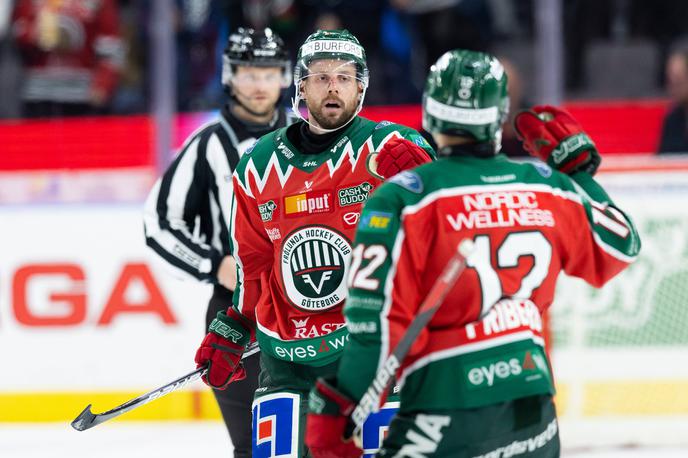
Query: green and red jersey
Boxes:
[
  {"xmin": 337, "ymin": 154, "xmax": 640, "ymax": 411},
  {"xmin": 229, "ymin": 117, "xmax": 434, "ymax": 366}
]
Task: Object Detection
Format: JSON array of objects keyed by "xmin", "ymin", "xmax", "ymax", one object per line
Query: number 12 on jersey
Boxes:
[
  {"xmin": 467, "ymin": 231, "xmax": 552, "ymax": 316},
  {"xmin": 347, "ymin": 231, "xmax": 553, "ymax": 318}
]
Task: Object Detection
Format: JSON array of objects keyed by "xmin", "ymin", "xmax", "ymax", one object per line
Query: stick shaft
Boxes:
[{"xmin": 352, "ymin": 240, "xmax": 472, "ymax": 428}]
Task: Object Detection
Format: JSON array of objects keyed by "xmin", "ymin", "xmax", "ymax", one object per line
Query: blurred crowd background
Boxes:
[{"xmin": 2, "ymin": 0, "xmax": 688, "ymax": 154}]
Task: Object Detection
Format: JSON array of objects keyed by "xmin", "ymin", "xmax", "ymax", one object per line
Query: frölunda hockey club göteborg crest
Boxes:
[{"xmin": 281, "ymin": 225, "xmax": 352, "ymax": 311}]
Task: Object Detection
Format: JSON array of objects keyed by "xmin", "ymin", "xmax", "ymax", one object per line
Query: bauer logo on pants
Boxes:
[
  {"xmin": 252, "ymin": 392, "xmax": 300, "ymax": 458},
  {"xmin": 281, "ymin": 226, "xmax": 352, "ymax": 311}
]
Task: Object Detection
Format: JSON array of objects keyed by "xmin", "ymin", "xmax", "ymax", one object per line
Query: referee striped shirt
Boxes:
[{"xmin": 144, "ymin": 105, "xmax": 294, "ymax": 283}]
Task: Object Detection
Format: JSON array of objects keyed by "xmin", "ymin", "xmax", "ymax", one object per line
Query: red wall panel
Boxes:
[{"xmin": 0, "ymin": 100, "xmax": 672, "ymax": 171}]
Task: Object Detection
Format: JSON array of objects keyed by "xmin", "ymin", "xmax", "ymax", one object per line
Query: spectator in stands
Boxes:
[
  {"xmin": 0, "ymin": 0, "xmax": 22, "ymax": 119},
  {"xmin": 174, "ymin": 0, "xmax": 228, "ymax": 112},
  {"xmin": 108, "ymin": 0, "xmax": 146, "ymax": 114},
  {"xmin": 391, "ymin": 0, "xmax": 494, "ymax": 70},
  {"xmin": 12, "ymin": 0, "xmax": 123, "ymax": 118},
  {"xmin": 416, "ymin": 54, "xmax": 532, "ymax": 156},
  {"xmin": 658, "ymin": 40, "xmax": 688, "ymax": 154},
  {"xmin": 499, "ymin": 56, "xmax": 530, "ymax": 157}
]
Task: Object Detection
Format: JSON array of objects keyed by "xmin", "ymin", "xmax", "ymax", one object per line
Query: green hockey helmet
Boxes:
[
  {"xmin": 292, "ymin": 29, "xmax": 369, "ymax": 127},
  {"xmin": 423, "ymin": 49, "xmax": 509, "ymax": 145},
  {"xmin": 294, "ymin": 29, "xmax": 368, "ymax": 86}
]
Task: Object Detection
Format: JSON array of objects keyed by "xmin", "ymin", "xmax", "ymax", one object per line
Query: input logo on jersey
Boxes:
[
  {"xmin": 338, "ymin": 182, "xmax": 373, "ymax": 207},
  {"xmin": 284, "ymin": 191, "xmax": 333, "ymax": 217},
  {"xmin": 258, "ymin": 200, "xmax": 277, "ymax": 222},
  {"xmin": 358, "ymin": 211, "xmax": 393, "ymax": 233},
  {"xmin": 281, "ymin": 226, "xmax": 351, "ymax": 311},
  {"xmin": 252, "ymin": 393, "xmax": 300, "ymax": 458}
]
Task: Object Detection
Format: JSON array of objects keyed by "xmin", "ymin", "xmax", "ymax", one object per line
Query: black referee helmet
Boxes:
[{"xmin": 221, "ymin": 27, "xmax": 292, "ymax": 89}]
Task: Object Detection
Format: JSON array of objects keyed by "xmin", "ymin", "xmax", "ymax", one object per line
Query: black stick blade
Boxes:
[
  {"xmin": 71, "ymin": 404, "xmax": 96, "ymax": 431},
  {"xmin": 69, "ymin": 366, "xmax": 207, "ymax": 432}
]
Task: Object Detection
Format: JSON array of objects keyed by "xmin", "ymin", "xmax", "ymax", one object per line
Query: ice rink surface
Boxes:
[{"xmin": 1, "ymin": 422, "xmax": 687, "ymax": 458}]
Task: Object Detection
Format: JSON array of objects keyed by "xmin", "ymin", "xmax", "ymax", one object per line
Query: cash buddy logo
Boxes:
[
  {"xmin": 284, "ymin": 190, "xmax": 333, "ymax": 217},
  {"xmin": 258, "ymin": 200, "xmax": 277, "ymax": 222},
  {"xmin": 281, "ymin": 226, "xmax": 351, "ymax": 311},
  {"xmin": 338, "ymin": 182, "xmax": 373, "ymax": 207}
]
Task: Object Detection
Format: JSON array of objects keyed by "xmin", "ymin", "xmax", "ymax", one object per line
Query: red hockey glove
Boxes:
[
  {"xmin": 306, "ymin": 378, "xmax": 361, "ymax": 458},
  {"xmin": 194, "ymin": 309, "xmax": 252, "ymax": 389},
  {"xmin": 513, "ymin": 105, "xmax": 601, "ymax": 175},
  {"xmin": 376, "ymin": 137, "xmax": 432, "ymax": 179}
]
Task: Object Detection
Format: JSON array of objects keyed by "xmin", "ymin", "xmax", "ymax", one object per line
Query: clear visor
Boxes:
[
  {"xmin": 291, "ymin": 58, "xmax": 369, "ymax": 133},
  {"xmin": 222, "ymin": 56, "xmax": 292, "ymax": 88},
  {"xmin": 295, "ymin": 58, "xmax": 368, "ymax": 87}
]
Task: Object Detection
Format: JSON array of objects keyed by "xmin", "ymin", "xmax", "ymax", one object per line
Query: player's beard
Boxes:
[
  {"xmin": 232, "ymin": 87, "xmax": 279, "ymax": 118},
  {"xmin": 307, "ymin": 96, "xmax": 357, "ymax": 130}
]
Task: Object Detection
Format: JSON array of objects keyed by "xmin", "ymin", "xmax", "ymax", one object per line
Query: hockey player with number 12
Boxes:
[
  {"xmin": 305, "ymin": 50, "xmax": 641, "ymax": 457},
  {"xmin": 193, "ymin": 29, "xmax": 435, "ymax": 456}
]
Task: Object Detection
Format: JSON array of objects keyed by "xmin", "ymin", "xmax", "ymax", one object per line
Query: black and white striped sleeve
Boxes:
[{"xmin": 143, "ymin": 133, "xmax": 223, "ymax": 283}]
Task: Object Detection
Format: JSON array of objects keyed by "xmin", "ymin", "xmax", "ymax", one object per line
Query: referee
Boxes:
[{"xmin": 143, "ymin": 28, "xmax": 294, "ymax": 458}]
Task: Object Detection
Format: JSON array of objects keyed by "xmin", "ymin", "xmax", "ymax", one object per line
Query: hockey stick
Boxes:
[
  {"xmin": 71, "ymin": 365, "xmax": 208, "ymax": 431},
  {"xmin": 351, "ymin": 239, "xmax": 474, "ymax": 431}
]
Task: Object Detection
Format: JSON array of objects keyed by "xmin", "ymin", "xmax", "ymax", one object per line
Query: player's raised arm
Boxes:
[{"xmin": 514, "ymin": 105, "xmax": 641, "ymax": 286}]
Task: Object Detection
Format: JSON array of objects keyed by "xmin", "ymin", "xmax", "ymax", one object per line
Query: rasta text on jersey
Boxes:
[{"xmin": 281, "ymin": 226, "xmax": 352, "ymax": 311}]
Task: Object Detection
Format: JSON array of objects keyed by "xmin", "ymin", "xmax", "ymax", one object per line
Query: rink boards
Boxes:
[{"xmin": 1, "ymin": 158, "xmax": 687, "ymax": 447}]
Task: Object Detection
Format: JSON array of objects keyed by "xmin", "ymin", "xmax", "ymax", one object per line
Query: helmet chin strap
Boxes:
[{"xmin": 290, "ymin": 83, "xmax": 367, "ymax": 134}]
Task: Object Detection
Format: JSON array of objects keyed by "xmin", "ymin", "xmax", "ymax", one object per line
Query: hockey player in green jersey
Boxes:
[
  {"xmin": 193, "ymin": 29, "xmax": 435, "ymax": 456},
  {"xmin": 305, "ymin": 50, "xmax": 641, "ymax": 457}
]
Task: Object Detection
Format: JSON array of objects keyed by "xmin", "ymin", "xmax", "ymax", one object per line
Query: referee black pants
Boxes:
[{"xmin": 206, "ymin": 285, "xmax": 260, "ymax": 458}]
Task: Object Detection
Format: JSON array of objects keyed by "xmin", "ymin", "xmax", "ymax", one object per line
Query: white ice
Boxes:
[
  {"xmin": 2, "ymin": 422, "xmax": 688, "ymax": 458},
  {"xmin": 0, "ymin": 422, "xmax": 230, "ymax": 458}
]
